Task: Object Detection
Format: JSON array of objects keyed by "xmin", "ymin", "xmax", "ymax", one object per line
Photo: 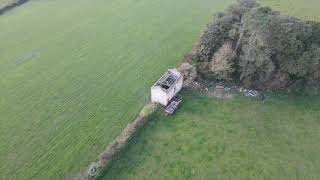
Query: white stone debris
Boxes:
[{"xmin": 245, "ymin": 90, "xmax": 259, "ymax": 97}]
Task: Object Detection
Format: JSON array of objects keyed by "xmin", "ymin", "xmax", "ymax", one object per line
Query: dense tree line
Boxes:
[{"xmin": 194, "ymin": 0, "xmax": 320, "ymax": 94}]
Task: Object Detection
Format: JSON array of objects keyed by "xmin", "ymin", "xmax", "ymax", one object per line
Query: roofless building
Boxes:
[{"xmin": 151, "ymin": 69, "xmax": 183, "ymax": 106}]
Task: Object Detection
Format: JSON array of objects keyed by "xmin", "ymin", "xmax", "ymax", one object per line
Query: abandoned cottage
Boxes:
[{"xmin": 151, "ymin": 69, "xmax": 183, "ymax": 106}]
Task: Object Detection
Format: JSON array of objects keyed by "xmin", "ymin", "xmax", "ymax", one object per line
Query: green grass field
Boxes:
[
  {"xmin": 0, "ymin": 0, "xmax": 235, "ymax": 179},
  {"xmin": 0, "ymin": 0, "xmax": 11, "ymax": 4},
  {"xmin": 104, "ymin": 91, "xmax": 320, "ymax": 179},
  {"xmin": 103, "ymin": 1, "xmax": 320, "ymax": 179},
  {"xmin": 259, "ymin": 0, "xmax": 320, "ymax": 21},
  {"xmin": 1, "ymin": 0, "xmax": 320, "ymax": 179}
]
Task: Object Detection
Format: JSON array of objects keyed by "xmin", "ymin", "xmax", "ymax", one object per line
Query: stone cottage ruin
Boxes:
[{"xmin": 151, "ymin": 69, "xmax": 183, "ymax": 106}]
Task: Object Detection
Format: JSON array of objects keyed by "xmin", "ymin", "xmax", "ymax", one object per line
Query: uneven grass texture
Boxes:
[
  {"xmin": 104, "ymin": 91, "xmax": 320, "ymax": 179},
  {"xmin": 0, "ymin": 0, "xmax": 234, "ymax": 178},
  {"xmin": 104, "ymin": 1, "xmax": 320, "ymax": 179},
  {"xmin": 259, "ymin": 0, "xmax": 320, "ymax": 21}
]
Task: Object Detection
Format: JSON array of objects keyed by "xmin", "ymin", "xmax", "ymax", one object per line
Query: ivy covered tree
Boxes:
[{"xmin": 194, "ymin": 0, "xmax": 320, "ymax": 94}]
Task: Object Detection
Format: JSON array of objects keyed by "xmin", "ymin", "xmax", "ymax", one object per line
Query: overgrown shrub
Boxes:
[
  {"xmin": 87, "ymin": 162, "xmax": 102, "ymax": 178},
  {"xmin": 139, "ymin": 103, "xmax": 158, "ymax": 118},
  {"xmin": 209, "ymin": 42, "xmax": 236, "ymax": 80},
  {"xmin": 76, "ymin": 102, "xmax": 158, "ymax": 179},
  {"xmin": 99, "ymin": 102, "xmax": 157, "ymax": 170},
  {"xmin": 177, "ymin": 63, "xmax": 198, "ymax": 87},
  {"xmin": 97, "ymin": 121, "xmax": 141, "ymax": 171},
  {"xmin": 194, "ymin": 0, "xmax": 320, "ymax": 94}
]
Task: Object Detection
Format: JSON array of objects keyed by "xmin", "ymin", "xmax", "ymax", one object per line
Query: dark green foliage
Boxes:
[
  {"xmin": 195, "ymin": 0, "xmax": 320, "ymax": 94},
  {"xmin": 195, "ymin": 0, "xmax": 258, "ymax": 62},
  {"xmin": 195, "ymin": 16, "xmax": 230, "ymax": 62}
]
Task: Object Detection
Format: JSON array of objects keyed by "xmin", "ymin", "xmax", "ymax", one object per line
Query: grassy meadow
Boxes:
[
  {"xmin": 103, "ymin": 1, "xmax": 320, "ymax": 179},
  {"xmin": 1, "ymin": 0, "xmax": 320, "ymax": 179},
  {"xmin": 0, "ymin": 0, "xmax": 235, "ymax": 178},
  {"xmin": 104, "ymin": 91, "xmax": 320, "ymax": 179},
  {"xmin": 259, "ymin": 0, "xmax": 320, "ymax": 21}
]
